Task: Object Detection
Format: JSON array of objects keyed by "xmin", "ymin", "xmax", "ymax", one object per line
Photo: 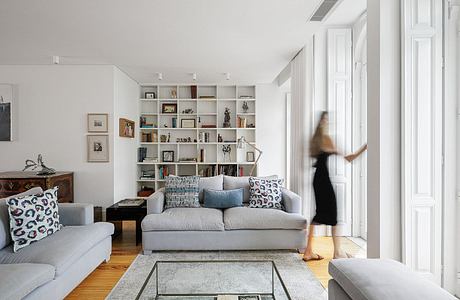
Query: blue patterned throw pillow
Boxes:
[
  {"xmin": 7, "ymin": 186, "xmax": 62, "ymax": 252},
  {"xmin": 165, "ymin": 176, "xmax": 200, "ymax": 209},
  {"xmin": 248, "ymin": 177, "xmax": 284, "ymax": 210}
]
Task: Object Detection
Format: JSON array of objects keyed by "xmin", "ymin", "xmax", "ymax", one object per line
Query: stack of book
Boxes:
[
  {"xmin": 118, "ymin": 198, "xmax": 145, "ymax": 207},
  {"xmin": 140, "ymin": 170, "xmax": 155, "ymax": 181},
  {"xmin": 143, "ymin": 157, "xmax": 158, "ymax": 163},
  {"xmin": 198, "ymin": 165, "xmax": 216, "ymax": 177}
]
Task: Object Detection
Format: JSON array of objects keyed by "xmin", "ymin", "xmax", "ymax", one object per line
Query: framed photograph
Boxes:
[
  {"xmin": 0, "ymin": 84, "xmax": 14, "ymax": 141},
  {"xmin": 162, "ymin": 103, "xmax": 177, "ymax": 114},
  {"xmin": 246, "ymin": 151, "xmax": 255, "ymax": 162},
  {"xmin": 145, "ymin": 92, "xmax": 156, "ymax": 99},
  {"xmin": 88, "ymin": 113, "xmax": 108, "ymax": 132},
  {"xmin": 87, "ymin": 135, "xmax": 109, "ymax": 162},
  {"xmin": 181, "ymin": 119, "xmax": 196, "ymax": 128},
  {"xmin": 162, "ymin": 150, "xmax": 174, "ymax": 162},
  {"xmin": 119, "ymin": 118, "xmax": 135, "ymax": 138}
]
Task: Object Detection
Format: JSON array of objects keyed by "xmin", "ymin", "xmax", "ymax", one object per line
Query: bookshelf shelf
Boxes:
[{"xmin": 137, "ymin": 84, "xmax": 257, "ymax": 193}]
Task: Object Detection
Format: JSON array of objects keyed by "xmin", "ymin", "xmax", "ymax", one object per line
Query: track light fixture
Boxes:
[
  {"xmin": 226, "ymin": 73, "xmax": 231, "ymax": 80},
  {"xmin": 157, "ymin": 73, "xmax": 163, "ymax": 81},
  {"xmin": 192, "ymin": 73, "xmax": 197, "ymax": 81},
  {"xmin": 52, "ymin": 56, "xmax": 60, "ymax": 64}
]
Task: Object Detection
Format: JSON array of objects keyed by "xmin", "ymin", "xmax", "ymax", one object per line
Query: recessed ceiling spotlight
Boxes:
[
  {"xmin": 192, "ymin": 73, "xmax": 197, "ymax": 81},
  {"xmin": 226, "ymin": 73, "xmax": 231, "ymax": 81},
  {"xmin": 52, "ymin": 56, "xmax": 60, "ymax": 64},
  {"xmin": 157, "ymin": 73, "xmax": 163, "ymax": 81}
]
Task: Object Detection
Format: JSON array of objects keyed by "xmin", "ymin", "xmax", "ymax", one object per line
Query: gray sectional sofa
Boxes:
[
  {"xmin": 0, "ymin": 187, "xmax": 114, "ymax": 300},
  {"xmin": 142, "ymin": 175, "xmax": 307, "ymax": 253}
]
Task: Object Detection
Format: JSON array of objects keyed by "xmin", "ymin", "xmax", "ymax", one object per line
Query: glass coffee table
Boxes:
[{"xmin": 136, "ymin": 260, "xmax": 291, "ymax": 300}]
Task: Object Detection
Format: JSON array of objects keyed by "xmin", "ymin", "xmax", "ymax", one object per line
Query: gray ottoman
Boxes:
[{"xmin": 328, "ymin": 258, "xmax": 456, "ymax": 300}]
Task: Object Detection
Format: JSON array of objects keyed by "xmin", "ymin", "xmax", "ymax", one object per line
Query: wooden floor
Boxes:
[{"xmin": 66, "ymin": 222, "xmax": 365, "ymax": 299}]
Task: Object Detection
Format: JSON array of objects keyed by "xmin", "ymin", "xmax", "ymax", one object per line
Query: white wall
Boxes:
[
  {"xmin": 256, "ymin": 83, "xmax": 286, "ymax": 179},
  {"xmin": 0, "ymin": 65, "xmax": 139, "ymax": 209},
  {"xmin": 113, "ymin": 68, "xmax": 140, "ymax": 203},
  {"xmin": 0, "ymin": 65, "xmax": 115, "ymax": 208}
]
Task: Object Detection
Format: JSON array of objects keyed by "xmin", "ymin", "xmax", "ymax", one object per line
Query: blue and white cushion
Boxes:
[
  {"xmin": 248, "ymin": 177, "xmax": 284, "ymax": 210},
  {"xmin": 165, "ymin": 176, "xmax": 200, "ymax": 209},
  {"xmin": 6, "ymin": 186, "xmax": 62, "ymax": 252}
]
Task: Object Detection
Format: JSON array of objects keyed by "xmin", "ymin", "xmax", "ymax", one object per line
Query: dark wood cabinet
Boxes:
[{"xmin": 0, "ymin": 172, "xmax": 74, "ymax": 203}]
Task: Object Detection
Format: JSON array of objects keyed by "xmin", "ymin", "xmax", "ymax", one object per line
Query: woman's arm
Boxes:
[{"xmin": 345, "ymin": 144, "xmax": 367, "ymax": 162}]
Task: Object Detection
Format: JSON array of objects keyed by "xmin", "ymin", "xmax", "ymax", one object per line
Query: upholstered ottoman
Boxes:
[{"xmin": 328, "ymin": 258, "xmax": 456, "ymax": 300}]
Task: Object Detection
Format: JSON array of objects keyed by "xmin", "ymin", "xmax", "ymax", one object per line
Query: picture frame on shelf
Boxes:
[
  {"xmin": 181, "ymin": 119, "xmax": 196, "ymax": 128},
  {"xmin": 87, "ymin": 113, "xmax": 108, "ymax": 133},
  {"xmin": 119, "ymin": 118, "xmax": 135, "ymax": 138},
  {"xmin": 162, "ymin": 151, "xmax": 174, "ymax": 162},
  {"xmin": 246, "ymin": 151, "xmax": 255, "ymax": 162},
  {"xmin": 162, "ymin": 103, "xmax": 177, "ymax": 114},
  {"xmin": 145, "ymin": 92, "xmax": 156, "ymax": 99},
  {"xmin": 87, "ymin": 135, "xmax": 109, "ymax": 162}
]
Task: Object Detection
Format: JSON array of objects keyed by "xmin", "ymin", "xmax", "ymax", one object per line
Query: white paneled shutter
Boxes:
[
  {"xmin": 327, "ymin": 28, "xmax": 352, "ymax": 235},
  {"xmin": 402, "ymin": 0, "xmax": 443, "ymax": 284}
]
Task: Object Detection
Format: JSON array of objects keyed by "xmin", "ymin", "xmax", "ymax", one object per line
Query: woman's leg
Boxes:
[
  {"xmin": 303, "ymin": 224, "xmax": 323, "ymax": 260},
  {"xmin": 332, "ymin": 225, "xmax": 350, "ymax": 258}
]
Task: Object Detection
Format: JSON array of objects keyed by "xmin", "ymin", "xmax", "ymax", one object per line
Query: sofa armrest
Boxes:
[
  {"xmin": 59, "ymin": 203, "xmax": 94, "ymax": 226},
  {"xmin": 147, "ymin": 188, "xmax": 165, "ymax": 214},
  {"xmin": 282, "ymin": 188, "xmax": 302, "ymax": 214}
]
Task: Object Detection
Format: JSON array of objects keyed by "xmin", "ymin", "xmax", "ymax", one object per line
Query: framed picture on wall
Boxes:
[
  {"xmin": 119, "ymin": 118, "xmax": 135, "ymax": 138},
  {"xmin": 246, "ymin": 151, "xmax": 255, "ymax": 162},
  {"xmin": 87, "ymin": 135, "xmax": 109, "ymax": 162},
  {"xmin": 0, "ymin": 84, "xmax": 13, "ymax": 141},
  {"xmin": 88, "ymin": 113, "xmax": 108, "ymax": 132}
]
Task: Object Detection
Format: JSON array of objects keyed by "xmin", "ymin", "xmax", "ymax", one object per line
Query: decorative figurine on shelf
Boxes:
[
  {"xmin": 171, "ymin": 90, "xmax": 177, "ymax": 99},
  {"xmin": 222, "ymin": 145, "xmax": 231, "ymax": 162},
  {"xmin": 223, "ymin": 107, "xmax": 231, "ymax": 128},
  {"xmin": 23, "ymin": 154, "xmax": 56, "ymax": 175},
  {"xmin": 160, "ymin": 135, "xmax": 167, "ymax": 143},
  {"xmin": 167, "ymin": 132, "xmax": 171, "ymax": 143},
  {"xmin": 242, "ymin": 101, "xmax": 249, "ymax": 113},
  {"xmin": 182, "ymin": 109, "xmax": 194, "ymax": 114},
  {"xmin": 218, "ymin": 133, "xmax": 223, "ymax": 143}
]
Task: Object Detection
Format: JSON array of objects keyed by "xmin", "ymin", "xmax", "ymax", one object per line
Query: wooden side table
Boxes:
[{"xmin": 106, "ymin": 202, "xmax": 147, "ymax": 245}]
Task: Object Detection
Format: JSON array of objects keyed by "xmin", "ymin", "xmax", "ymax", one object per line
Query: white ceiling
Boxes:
[{"xmin": 0, "ymin": 0, "xmax": 327, "ymax": 84}]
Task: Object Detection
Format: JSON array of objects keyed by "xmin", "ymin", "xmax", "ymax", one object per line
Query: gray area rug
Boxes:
[{"xmin": 107, "ymin": 251, "xmax": 327, "ymax": 300}]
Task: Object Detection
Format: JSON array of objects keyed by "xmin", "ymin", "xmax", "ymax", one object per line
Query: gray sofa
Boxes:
[
  {"xmin": 142, "ymin": 175, "xmax": 307, "ymax": 253},
  {"xmin": 328, "ymin": 258, "xmax": 457, "ymax": 300},
  {"xmin": 0, "ymin": 187, "xmax": 114, "ymax": 300}
]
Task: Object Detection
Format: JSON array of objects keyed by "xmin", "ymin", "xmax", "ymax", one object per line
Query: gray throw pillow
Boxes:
[
  {"xmin": 7, "ymin": 186, "xmax": 62, "ymax": 252},
  {"xmin": 248, "ymin": 177, "xmax": 284, "ymax": 210},
  {"xmin": 165, "ymin": 176, "xmax": 200, "ymax": 209},
  {"xmin": 198, "ymin": 175, "xmax": 224, "ymax": 202}
]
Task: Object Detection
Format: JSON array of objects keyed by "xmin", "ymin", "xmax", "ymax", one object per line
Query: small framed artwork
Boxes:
[
  {"xmin": 162, "ymin": 151, "xmax": 174, "ymax": 162},
  {"xmin": 145, "ymin": 92, "xmax": 156, "ymax": 99},
  {"xmin": 181, "ymin": 119, "xmax": 196, "ymax": 128},
  {"xmin": 0, "ymin": 84, "xmax": 14, "ymax": 141},
  {"xmin": 88, "ymin": 113, "xmax": 108, "ymax": 133},
  {"xmin": 119, "ymin": 118, "xmax": 135, "ymax": 138},
  {"xmin": 246, "ymin": 151, "xmax": 255, "ymax": 162},
  {"xmin": 162, "ymin": 103, "xmax": 177, "ymax": 114},
  {"xmin": 87, "ymin": 135, "xmax": 109, "ymax": 162}
]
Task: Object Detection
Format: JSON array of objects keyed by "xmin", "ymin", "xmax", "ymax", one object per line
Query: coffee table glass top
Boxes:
[{"xmin": 136, "ymin": 260, "xmax": 291, "ymax": 300}]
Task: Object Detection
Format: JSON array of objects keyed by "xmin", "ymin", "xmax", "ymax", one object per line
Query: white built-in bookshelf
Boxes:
[{"xmin": 137, "ymin": 85, "xmax": 257, "ymax": 193}]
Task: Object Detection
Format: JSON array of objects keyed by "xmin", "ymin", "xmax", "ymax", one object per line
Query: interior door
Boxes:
[
  {"xmin": 402, "ymin": 0, "xmax": 443, "ymax": 284},
  {"xmin": 327, "ymin": 28, "xmax": 353, "ymax": 236}
]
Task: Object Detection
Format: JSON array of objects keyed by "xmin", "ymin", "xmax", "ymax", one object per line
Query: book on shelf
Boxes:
[
  {"xmin": 138, "ymin": 147, "xmax": 147, "ymax": 162},
  {"xmin": 143, "ymin": 157, "xmax": 158, "ymax": 163},
  {"xmin": 159, "ymin": 165, "xmax": 171, "ymax": 179},
  {"xmin": 238, "ymin": 117, "xmax": 247, "ymax": 128},
  {"xmin": 199, "ymin": 96, "xmax": 216, "ymax": 99},
  {"xmin": 201, "ymin": 124, "xmax": 217, "ymax": 128},
  {"xmin": 199, "ymin": 148, "xmax": 206, "ymax": 163},
  {"xmin": 118, "ymin": 198, "xmax": 145, "ymax": 207},
  {"xmin": 172, "ymin": 117, "xmax": 177, "ymax": 128},
  {"xmin": 239, "ymin": 95, "xmax": 254, "ymax": 99},
  {"xmin": 198, "ymin": 165, "xmax": 216, "ymax": 177},
  {"xmin": 218, "ymin": 164, "xmax": 237, "ymax": 176}
]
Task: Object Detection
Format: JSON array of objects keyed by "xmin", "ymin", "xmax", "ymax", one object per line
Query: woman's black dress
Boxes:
[{"xmin": 311, "ymin": 151, "xmax": 338, "ymax": 226}]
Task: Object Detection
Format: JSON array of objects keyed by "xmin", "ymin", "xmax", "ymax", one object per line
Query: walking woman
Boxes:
[{"xmin": 303, "ymin": 111, "xmax": 367, "ymax": 261}]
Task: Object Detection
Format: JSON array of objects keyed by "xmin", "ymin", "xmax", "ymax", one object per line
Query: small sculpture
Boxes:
[
  {"xmin": 23, "ymin": 154, "xmax": 56, "ymax": 175},
  {"xmin": 223, "ymin": 107, "xmax": 231, "ymax": 128},
  {"xmin": 167, "ymin": 133, "xmax": 171, "ymax": 143},
  {"xmin": 218, "ymin": 134, "xmax": 223, "ymax": 143},
  {"xmin": 222, "ymin": 145, "xmax": 231, "ymax": 162},
  {"xmin": 242, "ymin": 101, "xmax": 249, "ymax": 113}
]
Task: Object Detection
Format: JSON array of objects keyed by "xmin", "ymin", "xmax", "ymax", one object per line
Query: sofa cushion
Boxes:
[
  {"xmin": 165, "ymin": 176, "xmax": 200, "ymax": 209},
  {"xmin": 142, "ymin": 208, "xmax": 224, "ymax": 231},
  {"xmin": 328, "ymin": 258, "xmax": 457, "ymax": 300},
  {"xmin": 223, "ymin": 175, "xmax": 277, "ymax": 203},
  {"xmin": 0, "ymin": 222, "xmax": 114, "ymax": 276},
  {"xmin": 198, "ymin": 175, "xmax": 224, "ymax": 202},
  {"xmin": 0, "ymin": 263, "xmax": 55, "ymax": 300},
  {"xmin": 7, "ymin": 186, "xmax": 62, "ymax": 252},
  {"xmin": 223, "ymin": 207, "xmax": 307, "ymax": 230},
  {"xmin": 248, "ymin": 178, "xmax": 284, "ymax": 210},
  {"xmin": 203, "ymin": 188, "xmax": 243, "ymax": 209},
  {"xmin": 0, "ymin": 187, "xmax": 44, "ymax": 250}
]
